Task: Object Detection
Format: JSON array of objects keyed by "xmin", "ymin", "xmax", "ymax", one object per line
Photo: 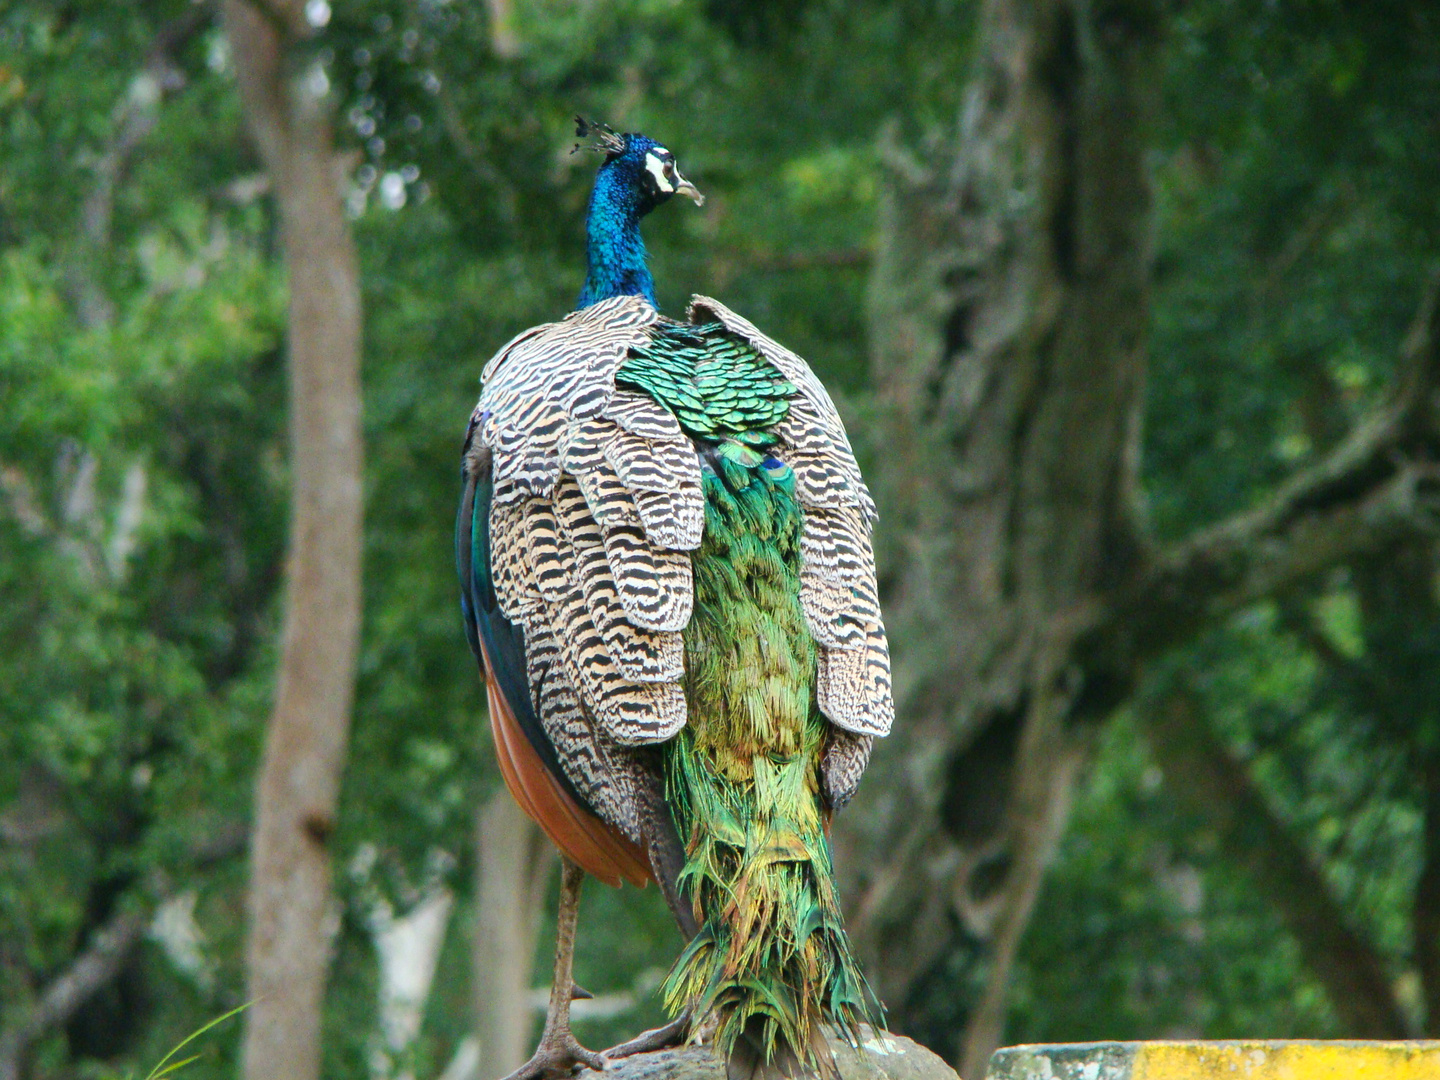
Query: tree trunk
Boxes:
[
  {"xmin": 847, "ymin": 0, "xmax": 1440, "ymax": 1056},
  {"xmin": 850, "ymin": 0, "xmax": 1160, "ymax": 1068},
  {"xmin": 474, "ymin": 791, "xmax": 553, "ymax": 1078},
  {"xmin": 1346, "ymin": 541, "xmax": 1440, "ymax": 1035},
  {"xmin": 223, "ymin": 4, "xmax": 364, "ymax": 1080},
  {"xmin": 1140, "ymin": 684, "xmax": 1408, "ymax": 1036},
  {"xmin": 370, "ymin": 887, "xmax": 457, "ymax": 1080}
]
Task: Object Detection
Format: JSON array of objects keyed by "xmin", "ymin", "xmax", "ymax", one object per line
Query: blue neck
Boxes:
[{"xmin": 577, "ymin": 166, "xmax": 656, "ymax": 309}]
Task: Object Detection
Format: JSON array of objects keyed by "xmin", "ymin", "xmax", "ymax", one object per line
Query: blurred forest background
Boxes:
[{"xmin": 3, "ymin": 1, "xmax": 1440, "ymax": 1079}]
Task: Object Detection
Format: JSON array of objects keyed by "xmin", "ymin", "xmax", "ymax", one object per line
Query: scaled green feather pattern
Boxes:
[{"xmin": 618, "ymin": 322, "xmax": 796, "ymax": 450}]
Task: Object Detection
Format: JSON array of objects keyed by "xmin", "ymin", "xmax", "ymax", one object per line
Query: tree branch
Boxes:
[
  {"xmin": 0, "ymin": 822, "xmax": 246, "ymax": 1080},
  {"xmin": 0, "ymin": 769, "xmax": 67, "ymax": 847},
  {"xmin": 70, "ymin": 3, "xmax": 213, "ymax": 329},
  {"xmin": 1140, "ymin": 683, "xmax": 1410, "ymax": 1036},
  {"xmin": 0, "ymin": 909, "xmax": 149, "ymax": 1080},
  {"xmin": 742, "ymin": 249, "xmax": 872, "ymax": 273},
  {"xmin": 959, "ymin": 683, "xmax": 1088, "ymax": 1079},
  {"xmin": 1080, "ymin": 271, "xmax": 1440, "ymax": 700}
]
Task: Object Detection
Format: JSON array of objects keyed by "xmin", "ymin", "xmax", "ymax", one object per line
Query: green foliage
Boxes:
[
  {"xmin": 1011, "ymin": 710, "xmax": 1342, "ymax": 1041},
  {"xmin": 1004, "ymin": 0, "xmax": 1440, "ymax": 1045},
  {"xmin": 140, "ymin": 1002, "xmax": 250, "ymax": 1080},
  {"xmin": 1149, "ymin": 0, "xmax": 1439, "ymax": 537}
]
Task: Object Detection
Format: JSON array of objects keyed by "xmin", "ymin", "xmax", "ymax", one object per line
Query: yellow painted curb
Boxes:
[
  {"xmin": 1132, "ymin": 1042, "xmax": 1440, "ymax": 1080},
  {"xmin": 985, "ymin": 1041, "xmax": 1440, "ymax": 1080}
]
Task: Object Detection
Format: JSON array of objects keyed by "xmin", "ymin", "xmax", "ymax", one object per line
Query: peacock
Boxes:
[{"xmin": 457, "ymin": 118, "xmax": 893, "ymax": 1080}]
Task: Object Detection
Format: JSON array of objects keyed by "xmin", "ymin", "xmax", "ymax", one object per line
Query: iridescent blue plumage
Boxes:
[
  {"xmin": 576, "ymin": 128, "xmax": 703, "ymax": 308},
  {"xmin": 578, "ymin": 135, "xmax": 661, "ymax": 308}
]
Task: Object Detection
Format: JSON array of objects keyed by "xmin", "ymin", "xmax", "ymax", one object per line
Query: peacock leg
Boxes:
[
  {"xmin": 600, "ymin": 1007, "xmax": 691, "ymax": 1061},
  {"xmin": 501, "ymin": 858, "xmax": 605, "ymax": 1080}
]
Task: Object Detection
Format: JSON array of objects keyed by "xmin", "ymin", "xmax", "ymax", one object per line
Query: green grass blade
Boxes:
[
  {"xmin": 142, "ymin": 1000, "xmax": 252, "ymax": 1080},
  {"xmin": 147, "ymin": 1053, "xmax": 201, "ymax": 1079}
]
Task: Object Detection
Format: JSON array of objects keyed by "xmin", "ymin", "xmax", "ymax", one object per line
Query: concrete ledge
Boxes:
[
  {"xmin": 985, "ymin": 1041, "xmax": 1440, "ymax": 1080},
  {"xmin": 576, "ymin": 1028, "xmax": 958, "ymax": 1080}
]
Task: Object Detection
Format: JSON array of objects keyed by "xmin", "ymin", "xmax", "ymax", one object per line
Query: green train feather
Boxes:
[{"xmin": 623, "ymin": 322, "xmax": 882, "ymax": 1070}]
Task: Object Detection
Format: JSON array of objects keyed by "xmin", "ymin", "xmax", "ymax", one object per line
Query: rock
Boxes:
[
  {"xmin": 983, "ymin": 1040, "xmax": 1440, "ymax": 1080},
  {"xmin": 579, "ymin": 1028, "xmax": 959, "ymax": 1080}
]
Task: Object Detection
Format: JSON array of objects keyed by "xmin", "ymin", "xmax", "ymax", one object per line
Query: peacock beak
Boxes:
[{"xmin": 674, "ymin": 170, "xmax": 705, "ymax": 207}]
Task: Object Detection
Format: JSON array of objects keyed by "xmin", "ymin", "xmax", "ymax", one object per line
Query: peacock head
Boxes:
[{"xmin": 573, "ymin": 116, "xmax": 705, "ymax": 217}]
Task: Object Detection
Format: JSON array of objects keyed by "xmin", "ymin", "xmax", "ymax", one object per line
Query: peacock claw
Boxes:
[
  {"xmin": 601, "ymin": 1011, "xmax": 691, "ymax": 1062},
  {"xmin": 506, "ymin": 860, "xmax": 608, "ymax": 1080},
  {"xmin": 500, "ymin": 1035, "xmax": 606, "ymax": 1080}
]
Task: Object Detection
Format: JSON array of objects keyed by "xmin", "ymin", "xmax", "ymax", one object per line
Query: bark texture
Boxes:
[
  {"xmin": 473, "ymin": 790, "xmax": 553, "ymax": 1078},
  {"xmin": 853, "ymin": 0, "xmax": 1159, "ymax": 1072},
  {"xmin": 224, "ymin": 4, "xmax": 364, "ymax": 1080},
  {"xmin": 1345, "ymin": 540, "xmax": 1440, "ymax": 1034},
  {"xmin": 847, "ymin": 0, "xmax": 1440, "ymax": 1065}
]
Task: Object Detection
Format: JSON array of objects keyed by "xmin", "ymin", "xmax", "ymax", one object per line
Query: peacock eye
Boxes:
[{"xmin": 663, "ymin": 161, "xmax": 675, "ymax": 177}]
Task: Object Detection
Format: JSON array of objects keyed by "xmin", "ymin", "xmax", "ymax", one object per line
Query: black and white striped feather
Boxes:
[{"xmin": 468, "ymin": 293, "xmax": 893, "ymax": 825}]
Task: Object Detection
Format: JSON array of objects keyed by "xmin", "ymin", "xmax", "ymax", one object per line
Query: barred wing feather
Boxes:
[
  {"xmin": 687, "ymin": 296, "xmax": 894, "ymax": 739},
  {"xmin": 468, "ymin": 292, "xmax": 893, "ymax": 860},
  {"xmin": 475, "ymin": 296, "xmax": 697, "ymax": 755}
]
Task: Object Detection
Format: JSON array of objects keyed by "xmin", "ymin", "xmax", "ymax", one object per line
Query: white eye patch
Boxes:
[{"xmin": 645, "ymin": 150, "xmax": 674, "ymax": 193}]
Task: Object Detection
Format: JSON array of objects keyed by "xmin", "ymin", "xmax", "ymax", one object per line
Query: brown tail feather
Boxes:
[{"xmin": 481, "ymin": 638, "xmax": 651, "ymax": 888}]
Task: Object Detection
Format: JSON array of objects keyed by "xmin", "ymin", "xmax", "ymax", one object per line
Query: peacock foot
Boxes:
[
  {"xmin": 601, "ymin": 1011, "xmax": 691, "ymax": 1062},
  {"xmin": 500, "ymin": 1032, "xmax": 607, "ymax": 1080}
]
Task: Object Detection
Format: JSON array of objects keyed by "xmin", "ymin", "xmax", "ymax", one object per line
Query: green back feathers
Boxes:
[
  {"xmin": 618, "ymin": 322, "xmax": 796, "ymax": 451},
  {"xmin": 682, "ymin": 457, "xmax": 814, "ymax": 781}
]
